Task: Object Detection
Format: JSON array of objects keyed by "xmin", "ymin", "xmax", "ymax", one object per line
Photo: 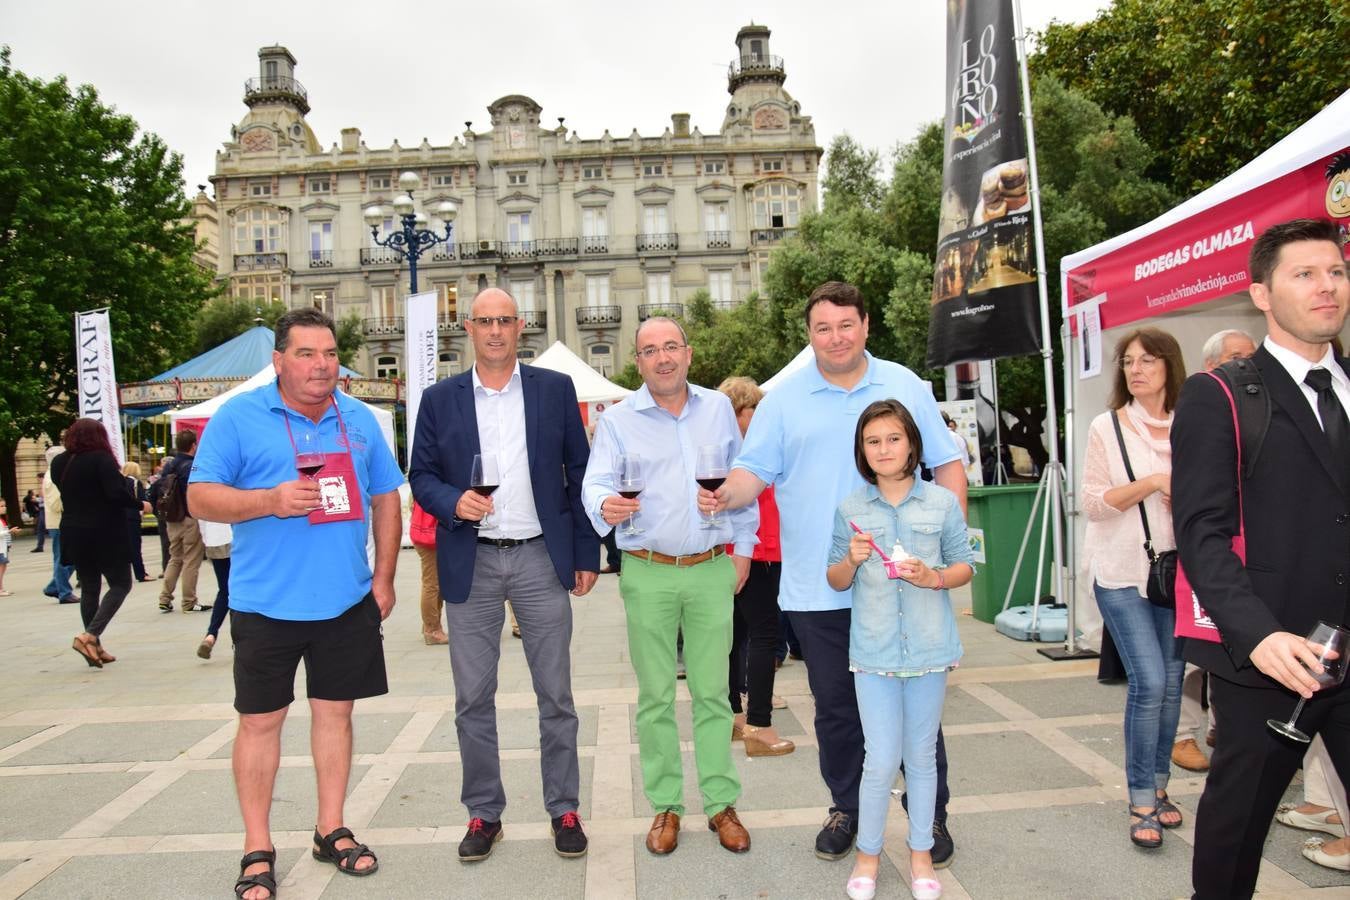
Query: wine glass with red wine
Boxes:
[
  {"xmin": 617, "ymin": 453, "xmax": 645, "ymax": 536},
  {"xmin": 295, "ymin": 429, "xmax": 325, "ymax": 480},
  {"xmin": 695, "ymin": 444, "xmax": 728, "ymax": 529},
  {"xmin": 470, "ymin": 453, "xmax": 500, "ymax": 530}
]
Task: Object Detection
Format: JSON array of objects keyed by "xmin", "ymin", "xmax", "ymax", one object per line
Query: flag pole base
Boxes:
[{"xmin": 1037, "ymin": 646, "xmax": 1100, "ymax": 661}]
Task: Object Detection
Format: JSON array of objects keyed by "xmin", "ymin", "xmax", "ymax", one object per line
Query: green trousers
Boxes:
[{"xmin": 620, "ymin": 552, "xmax": 740, "ymax": 817}]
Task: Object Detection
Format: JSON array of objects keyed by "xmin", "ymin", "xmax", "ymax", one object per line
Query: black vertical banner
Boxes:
[{"xmin": 926, "ymin": 0, "xmax": 1042, "ymax": 367}]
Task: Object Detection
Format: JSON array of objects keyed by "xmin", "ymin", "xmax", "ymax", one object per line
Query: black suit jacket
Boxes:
[
  {"xmin": 1172, "ymin": 345, "xmax": 1350, "ymax": 686},
  {"xmin": 408, "ymin": 364, "xmax": 599, "ymax": 603}
]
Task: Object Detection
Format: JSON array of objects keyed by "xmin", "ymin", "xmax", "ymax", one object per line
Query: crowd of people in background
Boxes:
[{"xmin": 1, "ymin": 216, "xmax": 1345, "ymax": 900}]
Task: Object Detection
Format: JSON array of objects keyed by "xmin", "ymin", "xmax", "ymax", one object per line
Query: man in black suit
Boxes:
[
  {"xmin": 1173, "ymin": 217, "xmax": 1350, "ymax": 899},
  {"xmin": 409, "ymin": 287, "xmax": 599, "ymax": 863}
]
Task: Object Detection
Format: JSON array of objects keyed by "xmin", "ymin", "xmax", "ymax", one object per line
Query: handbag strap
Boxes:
[
  {"xmin": 1109, "ymin": 410, "xmax": 1157, "ymax": 561},
  {"xmin": 1201, "ymin": 371, "xmax": 1246, "ymax": 541}
]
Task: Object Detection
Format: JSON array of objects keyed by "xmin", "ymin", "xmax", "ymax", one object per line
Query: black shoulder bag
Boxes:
[{"xmin": 1110, "ymin": 411, "xmax": 1176, "ymax": 609}]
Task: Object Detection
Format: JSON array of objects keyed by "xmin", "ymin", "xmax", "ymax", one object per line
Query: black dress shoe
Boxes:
[
  {"xmin": 932, "ymin": 819, "xmax": 955, "ymax": 868},
  {"xmin": 814, "ymin": 809, "xmax": 857, "ymax": 860},
  {"xmin": 458, "ymin": 818, "xmax": 503, "ymax": 862}
]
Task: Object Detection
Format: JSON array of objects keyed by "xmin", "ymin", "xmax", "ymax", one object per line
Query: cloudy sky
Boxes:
[{"xmin": 3, "ymin": 0, "xmax": 1107, "ymax": 192}]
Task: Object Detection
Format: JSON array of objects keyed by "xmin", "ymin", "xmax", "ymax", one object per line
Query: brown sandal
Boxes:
[{"xmin": 72, "ymin": 635, "xmax": 103, "ymax": 668}]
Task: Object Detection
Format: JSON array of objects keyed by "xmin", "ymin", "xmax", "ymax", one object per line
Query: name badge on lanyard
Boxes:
[{"xmin": 283, "ymin": 398, "xmax": 366, "ymax": 525}]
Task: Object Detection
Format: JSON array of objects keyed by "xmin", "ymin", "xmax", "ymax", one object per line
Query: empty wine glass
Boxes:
[
  {"xmin": 1267, "ymin": 621, "xmax": 1350, "ymax": 743},
  {"xmin": 695, "ymin": 444, "xmax": 728, "ymax": 529},
  {"xmin": 470, "ymin": 453, "xmax": 500, "ymax": 530},
  {"xmin": 617, "ymin": 454, "xmax": 645, "ymax": 536},
  {"xmin": 295, "ymin": 429, "xmax": 325, "ymax": 480}
]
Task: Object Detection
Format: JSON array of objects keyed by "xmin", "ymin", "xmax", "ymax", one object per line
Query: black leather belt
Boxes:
[{"xmin": 476, "ymin": 534, "xmax": 543, "ymax": 549}]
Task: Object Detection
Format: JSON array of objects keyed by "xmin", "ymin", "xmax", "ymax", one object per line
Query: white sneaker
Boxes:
[
  {"xmin": 911, "ymin": 876, "xmax": 943, "ymax": 900},
  {"xmin": 845, "ymin": 876, "xmax": 876, "ymax": 900},
  {"xmin": 1302, "ymin": 837, "xmax": 1350, "ymax": 871},
  {"xmin": 1276, "ymin": 804, "xmax": 1345, "ymax": 837}
]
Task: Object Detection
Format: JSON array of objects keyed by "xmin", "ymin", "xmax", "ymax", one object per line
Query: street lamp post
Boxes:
[{"xmin": 363, "ymin": 171, "xmax": 458, "ymax": 294}]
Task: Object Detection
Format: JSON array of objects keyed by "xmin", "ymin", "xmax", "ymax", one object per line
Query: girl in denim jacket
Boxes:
[{"xmin": 826, "ymin": 399, "xmax": 974, "ymax": 900}]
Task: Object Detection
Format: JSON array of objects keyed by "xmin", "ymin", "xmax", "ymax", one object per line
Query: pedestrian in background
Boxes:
[
  {"xmin": 24, "ymin": 489, "xmax": 45, "ymax": 553},
  {"xmin": 122, "ymin": 462, "xmax": 153, "ymax": 582},
  {"xmin": 196, "ymin": 519, "xmax": 233, "ymax": 659},
  {"xmin": 42, "ymin": 444, "xmax": 77, "ymax": 604}
]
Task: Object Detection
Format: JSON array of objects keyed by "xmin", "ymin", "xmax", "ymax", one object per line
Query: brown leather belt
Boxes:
[{"xmin": 624, "ymin": 546, "xmax": 726, "ymax": 568}]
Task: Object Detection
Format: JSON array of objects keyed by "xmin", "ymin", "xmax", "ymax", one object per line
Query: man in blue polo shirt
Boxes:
[
  {"xmin": 703, "ymin": 281, "xmax": 967, "ymax": 865},
  {"xmin": 189, "ymin": 308, "xmax": 403, "ymax": 900}
]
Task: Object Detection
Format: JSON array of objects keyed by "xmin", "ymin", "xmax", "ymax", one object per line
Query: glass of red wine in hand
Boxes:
[
  {"xmin": 617, "ymin": 453, "xmax": 645, "ymax": 536},
  {"xmin": 470, "ymin": 453, "xmax": 500, "ymax": 530},
  {"xmin": 695, "ymin": 444, "xmax": 727, "ymax": 529},
  {"xmin": 1267, "ymin": 621, "xmax": 1350, "ymax": 743},
  {"xmin": 295, "ymin": 429, "xmax": 325, "ymax": 481}
]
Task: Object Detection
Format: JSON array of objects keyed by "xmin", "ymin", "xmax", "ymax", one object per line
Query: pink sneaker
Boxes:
[
  {"xmin": 845, "ymin": 875, "xmax": 876, "ymax": 900},
  {"xmin": 911, "ymin": 877, "xmax": 942, "ymax": 900}
]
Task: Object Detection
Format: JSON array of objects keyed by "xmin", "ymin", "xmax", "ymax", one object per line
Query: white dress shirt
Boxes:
[
  {"xmin": 1262, "ymin": 337, "xmax": 1350, "ymax": 430},
  {"xmin": 472, "ymin": 362, "xmax": 542, "ymax": 539}
]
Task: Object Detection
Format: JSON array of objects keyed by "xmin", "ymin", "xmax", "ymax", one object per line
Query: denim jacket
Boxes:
[{"xmin": 829, "ymin": 478, "xmax": 974, "ymax": 674}]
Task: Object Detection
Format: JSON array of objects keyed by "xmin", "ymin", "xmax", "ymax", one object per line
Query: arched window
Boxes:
[
  {"xmin": 588, "ymin": 343, "xmax": 613, "ymax": 377},
  {"xmin": 233, "ymin": 206, "xmax": 284, "ymax": 254},
  {"xmin": 752, "ymin": 182, "xmax": 800, "ymax": 229},
  {"xmin": 375, "ymin": 355, "xmax": 399, "ymax": 379},
  {"xmin": 437, "ymin": 350, "xmax": 460, "ymax": 379}
]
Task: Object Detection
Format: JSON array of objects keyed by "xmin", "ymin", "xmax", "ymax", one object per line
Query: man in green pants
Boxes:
[{"xmin": 582, "ymin": 317, "xmax": 759, "ymax": 855}]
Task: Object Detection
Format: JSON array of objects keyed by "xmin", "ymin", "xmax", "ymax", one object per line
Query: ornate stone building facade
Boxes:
[{"xmin": 210, "ymin": 25, "xmax": 820, "ymax": 378}]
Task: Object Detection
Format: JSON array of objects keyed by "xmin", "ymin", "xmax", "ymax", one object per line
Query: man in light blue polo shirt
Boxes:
[
  {"xmin": 189, "ymin": 308, "xmax": 403, "ymax": 898},
  {"xmin": 704, "ymin": 281, "xmax": 967, "ymax": 865}
]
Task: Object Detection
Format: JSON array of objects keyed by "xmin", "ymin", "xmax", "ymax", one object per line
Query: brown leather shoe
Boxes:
[
  {"xmin": 1171, "ymin": 737, "xmax": 1210, "ymax": 772},
  {"xmin": 742, "ymin": 725, "xmax": 795, "ymax": 757},
  {"xmin": 708, "ymin": 806, "xmax": 750, "ymax": 853},
  {"xmin": 646, "ymin": 810, "xmax": 680, "ymax": 854}
]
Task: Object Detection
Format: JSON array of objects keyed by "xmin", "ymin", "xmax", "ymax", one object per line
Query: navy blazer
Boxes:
[
  {"xmin": 1173, "ymin": 345, "xmax": 1350, "ymax": 686},
  {"xmin": 408, "ymin": 364, "xmax": 600, "ymax": 603}
]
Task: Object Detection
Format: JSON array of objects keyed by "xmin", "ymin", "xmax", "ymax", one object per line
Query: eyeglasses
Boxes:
[
  {"xmin": 636, "ymin": 341, "xmax": 687, "ymax": 360},
  {"xmin": 1117, "ymin": 354, "xmax": 1160, "ymax": 370},
  {"xmin": 469, "ymin": 315, "xmax": 518, "ymax": 328}
]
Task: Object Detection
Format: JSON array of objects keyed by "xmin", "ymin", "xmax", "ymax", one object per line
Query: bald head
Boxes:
[{"xmin": 470, "ymin": 287, "xmax": 518, "ymax": 319}]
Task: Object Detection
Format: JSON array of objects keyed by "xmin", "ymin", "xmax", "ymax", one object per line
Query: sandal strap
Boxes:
[
  {"xmin": 239, "ymin": 849, "xmax": 276, "ymax": 868},
  {"xmin": 234, "ymin": 872, "xmax": 276, "ymax": 899},
  {"xmin": 1130, "ymin": 807, "xmax": 1163, "ymax": 827},
  {"xmin": 316, "ymin": 826, "xmax": 376, "ymax": 869}
]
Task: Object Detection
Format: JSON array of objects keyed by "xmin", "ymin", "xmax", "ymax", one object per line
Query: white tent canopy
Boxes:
[
  {"xmin": 761, "ymin": 345, "xmax": 814, "ymax": 392},
  {"xmin": 167, "ymin": 366, "xmax": 397, "ymax": 457},
  {"xmin": 531, "ymin": 341, "xmax": 631, "ymax": 402}
]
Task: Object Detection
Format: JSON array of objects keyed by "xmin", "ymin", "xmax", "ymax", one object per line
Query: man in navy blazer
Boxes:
[{"xmin": 410, "ymin": 287, "xmax": 599, "ymax": 863}]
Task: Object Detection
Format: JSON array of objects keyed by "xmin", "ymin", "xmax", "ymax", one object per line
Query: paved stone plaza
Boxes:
[{"xmin": 0, "ymin": 534, "xmax": 1345, "ymax": 899}]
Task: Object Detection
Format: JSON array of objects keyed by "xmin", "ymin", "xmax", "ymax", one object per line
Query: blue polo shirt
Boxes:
[
  {"xmin": 733, "ymin": 352, "xmax": 958, "ymax": 612},
  {"xmin": 190, "ymin": 382, "xmax": 404, "ymax": 621}
]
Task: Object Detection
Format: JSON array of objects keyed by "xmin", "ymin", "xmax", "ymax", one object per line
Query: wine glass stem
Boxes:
[{"xmin": 1287, "ymin": 697, "xmax": 1308, "ymax": 728}]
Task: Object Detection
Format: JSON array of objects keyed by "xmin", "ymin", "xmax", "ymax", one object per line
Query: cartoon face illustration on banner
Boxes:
[{"xmin": 1326, "ymin": 152, "xmax": 1350, "ymax": 219}]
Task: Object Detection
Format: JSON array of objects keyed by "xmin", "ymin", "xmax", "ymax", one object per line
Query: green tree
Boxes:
[
  {"xmin": 822, "ymin": 134, "xmax": 885, "ymax": 213},
  {"xmin": 335, "ymin": 313, "xmax": 364, "ymax": 370},
  {"xmin": 0, "ymin": 48, "xmax": 218, "ymax": 513},
  {"xmin": 1034, "ymin": 0, "xmax": 1350, "ymax": 193}
]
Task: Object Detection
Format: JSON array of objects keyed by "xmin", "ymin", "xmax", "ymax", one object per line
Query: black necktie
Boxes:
[{"xmin": 1304, "ymin": 368, "xmax": 1350, "ymax": 468}]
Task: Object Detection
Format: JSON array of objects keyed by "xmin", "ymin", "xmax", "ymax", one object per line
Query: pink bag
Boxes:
[{"xmin": 1173, "ymin": 372, "xmax": 1245, "ymax": 643}]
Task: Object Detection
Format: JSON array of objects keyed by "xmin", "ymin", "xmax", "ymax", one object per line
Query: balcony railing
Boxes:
[
  {"xmin": 705, "ymin": 231, "xmax": 732, "ymax": 249},
  {"xmin": 432, "ymin": 244, "xmax": 456, "ymax": 262},
  {"xmin": 581, "ymin": 236, "xmax": 609, "ymax": 254},
  {"xmin": 361, "ymin": 247, "xmax": 402, "ymax": 266},
  {"xmin": 728, "ymin": 54, "xmax": 785, "ymax": 78},
  {"xmin": 520, "ymin": 309, "xmax": 547, "ymax": 331},
  {"xmin": 537, "ymin": 237, "xmax": 579, "ymax": 256},
  {"xmin": 460, "ymin": 240, "xmax": 499, "ymax": 259},
  {"xmin": 637, "ymin": 232, "xmax": 678, "ymax": 252},
  {"xmin": 307, "ymin": 249, "xmax": 333, "ymax": 268},
  {"xmin": 750, "ymin": 227, "xmax": 797, "ymax": 246},
  {"xmin": 234, "ymin": 252, "xmax": 287, "ymax": 271},
  {"xmin": 363, "ymin": 316, "xmax": 403, "ymax": 337},
  {"xmin": 437, "ymin": 314, "xmax": 464, "ymax": 333},
  {"xmin": 244, "ymin": 76, "xmax": 309, "ymax": 113},
  {"xmin": 710, "ymin": 300, "xmax": 740, "ymax": 312},
  {"xmin": 576, "ymin": 305, "xmax": 622, "ymax": 328},
  {"xmin": 500, "ymin": 240, "xmax": 536, "ymax": 260},
  {"xmin": 638, "ymin": 303, "xmax": 684, "ymax": 321}
]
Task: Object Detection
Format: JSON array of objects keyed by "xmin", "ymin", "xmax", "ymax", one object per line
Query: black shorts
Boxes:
[{"xmin": 231, "ymin": 593, "xmax": 388, "ymax": 714}]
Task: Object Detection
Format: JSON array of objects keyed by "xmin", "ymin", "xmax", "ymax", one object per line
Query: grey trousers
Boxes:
[{"xmin": 445, "ymin": 540, "xmax": 579, "ymax": 821}]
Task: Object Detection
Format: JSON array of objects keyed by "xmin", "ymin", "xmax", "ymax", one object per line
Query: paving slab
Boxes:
[
  {"xmin": 629, "ymin": 747, "xmax": 830, "ymax": 817},
  {"xmin": 420, "ymin": 705, "xmax": 601, "ymax": 751},
  {"xmin": 633, "ymin": 824, "xmax": 898, "ymax": 899},
  {"xmin": 0, "ymin": 771, "xmax": 147, "ymax": 840},
  {"xmin": 209, "ymin": 712, "xmax": 414, "ymax": 759},
  {"xmin": 943, "ymin": 685, "xmax": 1011, "ymax": 726},
  {"xmin": 6, "ymin": 720, "xmax": 224, "ymax": 765},
  {"xmin": 628, "ymin": 701, "xmax": 805, "ymax": 745},
  {"xmin": 318, "ymin": 839, "xmax": 585, "ymax": 898},
  {"xmin": 0, "ymin": 723, "xmax": 48, "ymax": 750},
  {"xmin": 108, "ymin": 766, "xmax": 369, "ymax": 836},
  {"xmin": 1061, "ymin": 722, "xmax": 1129, "ymax": 771},
  {"xmin": 983, "ymin": 675, "xmax": 1126, "ymax": 719},
  {"xmin": 368, "ymin": 757, "xmax": 595, "ymax": 827},
  {"xmin": 945, "ymin": 731, "xmax": 1099, "ymax": 796},
  {"xmin": 18, "ymin": 849, "xmax": 307, "ymax": 900},
  {"xmin": 948, "ymin": 802, "xmax": 1194, "ymax": 899}
]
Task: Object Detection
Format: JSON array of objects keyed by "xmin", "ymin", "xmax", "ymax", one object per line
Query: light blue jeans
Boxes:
[
  {"xmin": 1094, "ymin": 582, "xmax": 1185, "ymax": 808},
  {"xmin": 855, "ymin": 670, "xmax": 947, "ymax": 855}
]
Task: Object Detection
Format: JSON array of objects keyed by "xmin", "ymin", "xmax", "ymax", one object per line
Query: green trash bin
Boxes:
[{"xmin": 965, "ymin": 484, "xmax": 1053, "ymax": 624}]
